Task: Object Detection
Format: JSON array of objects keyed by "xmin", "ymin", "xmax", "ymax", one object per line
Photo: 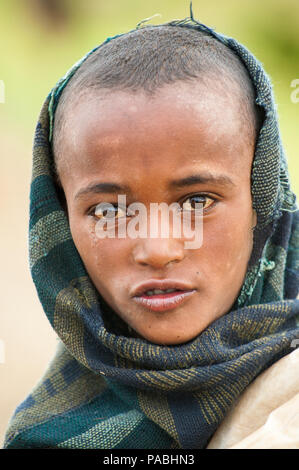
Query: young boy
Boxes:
[{"xmin": 3, "ymin": 16, "xmax": 299, "ymax": 449}]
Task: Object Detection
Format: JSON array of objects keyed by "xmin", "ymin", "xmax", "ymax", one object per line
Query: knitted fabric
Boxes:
[{"xmin": 4, "ymin": 18, "xmax": 299, "ymax": 449}]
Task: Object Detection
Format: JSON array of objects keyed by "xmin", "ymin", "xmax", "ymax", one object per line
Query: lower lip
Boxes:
[{"xmin": 133, "ymin": 290, "xmax": 196, "ymax": 312}]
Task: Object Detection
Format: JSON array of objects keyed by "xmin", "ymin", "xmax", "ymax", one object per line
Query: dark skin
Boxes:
[{"xmin": 56, "ymin": 80, "xmax": 257, "ymax": 345}]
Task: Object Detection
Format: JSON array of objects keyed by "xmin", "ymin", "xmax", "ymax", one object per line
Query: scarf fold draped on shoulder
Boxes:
[{"xmin": 4, "ymin": 17, "xmax": 299, "ymax": 449}]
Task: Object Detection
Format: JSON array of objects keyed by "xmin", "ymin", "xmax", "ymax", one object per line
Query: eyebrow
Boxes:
[
  {"xmin": 75, "ymin": 172, "xmax": 235, "ymax": 200},
  {"xmin": 169, "ymin": 172, "xmax": 236, "ymax": 189},
  {"xmin": 75, "ymin": 182, "xmax": 132, "ymax": 200}
]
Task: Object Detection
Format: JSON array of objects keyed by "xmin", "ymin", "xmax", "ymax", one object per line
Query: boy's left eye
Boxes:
[{"xmin": 182, "ymin": 195, "xmax": 215, "ymax": 212}]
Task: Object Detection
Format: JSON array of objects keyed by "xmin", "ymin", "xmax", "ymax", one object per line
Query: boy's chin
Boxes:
[{"xmin": 131, "ymin": 327, "xmax": 202, "ymax": 346}]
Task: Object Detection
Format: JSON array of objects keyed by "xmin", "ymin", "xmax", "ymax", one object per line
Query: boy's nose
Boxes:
[{"xmin": 132, "ymin": 237, "xmax": 185, "ymax": 269}]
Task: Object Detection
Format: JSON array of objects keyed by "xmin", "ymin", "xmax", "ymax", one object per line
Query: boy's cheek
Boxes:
[
  {"xmin": 193, "ymin": 209, "xmax": 254, "ymax": 294},
  {"xmin": 201, "ymin": 205, "xmax": 253, "ymax": 254}
]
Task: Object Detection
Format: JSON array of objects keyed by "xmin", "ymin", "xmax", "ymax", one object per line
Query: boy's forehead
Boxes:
[
  {"xmin": 64, "ymin": 80, "xmax": 252, "ymax": 144},
  {"xmin": 57, "ymin": 84, "xmax": 254, "ymax": 199},
  {"xmin": 56, "ymin": 80, "xmax": 255, "ymax": 187}
]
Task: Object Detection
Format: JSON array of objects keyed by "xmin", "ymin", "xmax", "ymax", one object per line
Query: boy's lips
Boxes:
[{"xmin": 131, "ymin": 280, "xmax": 196, "ymax": 312}]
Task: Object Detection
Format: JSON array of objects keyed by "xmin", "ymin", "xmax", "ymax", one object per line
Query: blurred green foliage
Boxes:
[{"xmin": 0, "ymin": 0, "xmax": 298, "ymax": 193}]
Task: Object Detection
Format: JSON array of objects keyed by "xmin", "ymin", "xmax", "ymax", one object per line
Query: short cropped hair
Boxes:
[{"xmin": 53, "ymin": 24, "xmax": 264, "ymax": 174}]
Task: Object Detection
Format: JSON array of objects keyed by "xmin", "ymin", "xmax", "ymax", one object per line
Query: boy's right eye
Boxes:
[{"xmin": 91, "ymin": 203, "xmax": 127, "ymax": 220}]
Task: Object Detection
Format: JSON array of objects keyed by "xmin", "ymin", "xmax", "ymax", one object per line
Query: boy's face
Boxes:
[{"xmin": 58, "ymin": 81, "xmax": 257, "ymax": 345}]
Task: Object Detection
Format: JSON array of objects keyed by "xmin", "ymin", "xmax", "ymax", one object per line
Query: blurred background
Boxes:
[{"xmin": 0, "ymin": 0, "xmax": 298, "ymax": 446}]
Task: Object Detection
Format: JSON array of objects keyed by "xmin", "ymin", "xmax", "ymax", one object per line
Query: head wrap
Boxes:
[{"xmin": 4, "ymin": 15, "xmax": 299, "ymax": 449}]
